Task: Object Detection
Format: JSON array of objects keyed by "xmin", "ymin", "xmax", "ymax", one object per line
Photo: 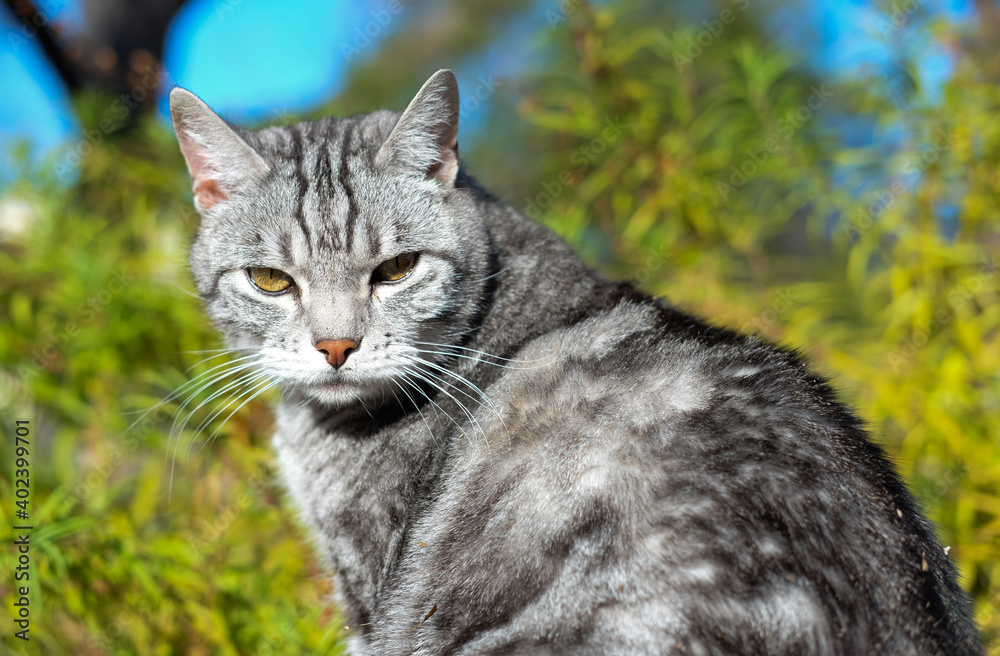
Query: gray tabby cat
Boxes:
[{"xmin": 168, "ymin": 70, "xmax": 984, "ymax": 655}]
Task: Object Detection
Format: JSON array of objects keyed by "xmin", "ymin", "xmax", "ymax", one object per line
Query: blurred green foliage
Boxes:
[{"xmin": 1, "ymin": 2, "xmax": 997, "ymax": 654}]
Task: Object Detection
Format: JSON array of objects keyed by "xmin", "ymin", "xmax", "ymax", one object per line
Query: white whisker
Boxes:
[
  {"xmin": 415, "ymin": 341, "xmax": 551, "ymax": 367},
  {"xmin": 392, "ymin": 359, "xmax": 488, "ymax": 447},
  {"xmin": 404, "ymin": 356, "xmax": 508, "ymax": 436},
  {"xmin": 163, "ymin": 354, "xmax": 281, "ymax": 498},
  {"xmin": 396, "ymin": 368, "xmax": 468, "ymax": 441},
  {"xmin": 468, "ymin": 266, "xmax": 508, "ymax": 284},
  {"xmin": 194, "ymin": 376, "xmax": 279, "ymax": 456},
  {"xmin": 185, "ymin": 369, "xmax": 274, "ymax": 449}
]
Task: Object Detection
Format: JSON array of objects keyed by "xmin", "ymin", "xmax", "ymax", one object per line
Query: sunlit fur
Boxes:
[{"xmin": 170, "ymin": 71, "xmax": 983, "ymax": 655}]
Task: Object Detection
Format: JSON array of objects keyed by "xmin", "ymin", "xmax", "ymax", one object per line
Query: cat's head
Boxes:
[{"xmin": 170, "ymin": 70, "xmax": 494, "ymax": 407}]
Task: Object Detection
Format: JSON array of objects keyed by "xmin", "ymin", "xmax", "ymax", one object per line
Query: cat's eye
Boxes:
[
  {"xmin": 372, "ymin": 252, "xmax": 418, "ymax": 284},
  {"xmin": 247, "ymin": 267, "xmax": 295, "ymax": 293}
]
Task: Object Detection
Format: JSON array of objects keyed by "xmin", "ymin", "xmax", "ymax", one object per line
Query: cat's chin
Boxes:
[
  {"xmin": 297, "ymin": 382, "xmax": 364, "ymax": 408},
  {"xmin": 296, "ymin": 380, "xmax": 390, "ymax": 409}
]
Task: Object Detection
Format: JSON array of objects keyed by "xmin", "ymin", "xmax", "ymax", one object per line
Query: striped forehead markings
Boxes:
[
  {"xmin": 312, "ymin": 138, "xmax": 335, "ymax": 200},
  {"xmin": 311, "ymin": 143, "xmax": 343, "ymax": 253},
  {"xmin": 339, "ymin": 121, "xmax": 360, "ymax": 255},
  {"xmin": 276, "ymin": 118, "xmax": 384, "ymax": 260},
  {"xmin": 290, "ymin": 124, "xmax": 315, "ymax": 256}
]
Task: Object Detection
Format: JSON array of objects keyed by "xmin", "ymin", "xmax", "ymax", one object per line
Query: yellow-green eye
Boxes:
[
  {"xmin": 373, "ymin": 252, "xmax": 417, "ymax": 283},
  {"xmin": 248, "ymin": 267, "xmax": 294, "ymax": 293}
]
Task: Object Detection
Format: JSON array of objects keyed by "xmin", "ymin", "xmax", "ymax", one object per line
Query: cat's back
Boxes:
[{"xmin": 375, "ymin": 299, "xmax": 980, "ymax": 655}]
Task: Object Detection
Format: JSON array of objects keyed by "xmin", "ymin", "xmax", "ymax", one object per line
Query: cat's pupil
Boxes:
[
  {"xmin": 373, "ymin": 252, "xmax": 416, "ymax": 283},
  {"xmin": 248, "ymin": 267, "xmax": 293, "ymax": 293}
]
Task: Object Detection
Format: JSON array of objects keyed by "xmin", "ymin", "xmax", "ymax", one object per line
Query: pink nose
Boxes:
[{"xmin": 315, "ymin": 339, "xmax": 358, "ymax": 368}]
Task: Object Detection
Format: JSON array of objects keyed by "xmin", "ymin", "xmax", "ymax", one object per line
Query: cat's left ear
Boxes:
[
  {"xmin": 376, "ymin": 69, "xmax": 460, "ymax": 187},
  {"xmin": 169, "ymin": 88, "xmax": 269, "ymax": 213}
]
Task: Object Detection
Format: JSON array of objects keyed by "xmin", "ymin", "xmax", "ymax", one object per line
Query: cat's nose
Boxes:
[{"xmin": 315, "ymin": 339, "xmax": 359, "ymax": 368}]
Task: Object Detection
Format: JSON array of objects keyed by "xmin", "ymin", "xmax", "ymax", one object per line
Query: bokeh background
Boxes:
[{"xmin": 1, "ymin": 0, "xmax": 998, "ymax": 653}]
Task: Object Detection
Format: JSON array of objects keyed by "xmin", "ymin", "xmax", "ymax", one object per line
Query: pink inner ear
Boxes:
[
  {"xmin": 178, "ymin": 130, "xmax": 229, "ymax": 210},
  {"xmin": 194, "ymin": 179, "xmax": 228, "ymax": 209},
  {"xmin": 427, "ymin": 144, "xmax": 458, "ymax": 184},
  {"xmin": 426, "ymin": 126, "xmax": 459, "ymax": 185}
]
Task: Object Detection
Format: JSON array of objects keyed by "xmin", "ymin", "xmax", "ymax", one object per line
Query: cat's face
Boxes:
[{"xmin": 171, "ymin": 71, "xmax": 492, "ymax": 407}]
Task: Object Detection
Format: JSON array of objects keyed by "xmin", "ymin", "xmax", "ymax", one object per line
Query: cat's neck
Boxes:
[{"xmin": 461, "ymin": 200, "xmax": 616, "ymax": 362}]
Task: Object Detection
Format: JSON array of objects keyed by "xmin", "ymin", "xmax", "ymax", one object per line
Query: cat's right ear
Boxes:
[
  {"xmin": 375, "ymin": 69, "xmax": 460, "ymax": 187},
  {"xmin": 168, "ymin": 88, "xmax": 269, "ymax": 213}
]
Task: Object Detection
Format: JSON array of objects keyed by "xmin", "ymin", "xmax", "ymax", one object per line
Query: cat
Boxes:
[{"xmin": 168, "ymin": 70, "xmax": 984, "ymax": 655}]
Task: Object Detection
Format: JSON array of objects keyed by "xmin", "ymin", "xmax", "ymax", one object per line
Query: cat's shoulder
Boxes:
[
  {"xmin": 505, "ymin": 293, "xmax": 821, "ymax": 404},
  {"xmin": 478, "ymin": 292, "xmax": 856, "ymax": 456}
]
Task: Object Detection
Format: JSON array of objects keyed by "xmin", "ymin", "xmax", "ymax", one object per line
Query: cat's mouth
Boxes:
[
  {"xmin": 300, "ymin": 378, "xmax": 366, "ymax": 407},
  {"xmin": 295, "ymin": 367, "xmax": 401, "ymax": 408}
]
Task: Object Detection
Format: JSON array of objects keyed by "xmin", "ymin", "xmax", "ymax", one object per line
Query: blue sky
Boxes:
[
  {"xmin": 159, "ymin": 0, "xmax": 375, "ymax": 123},
  {"xmin": 0, "ymin": 0, "xmax": 979, "ymax": 185},
  {"xmin": 0, "ymin": 0, "xmax": 80, "ymax": 179}
]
